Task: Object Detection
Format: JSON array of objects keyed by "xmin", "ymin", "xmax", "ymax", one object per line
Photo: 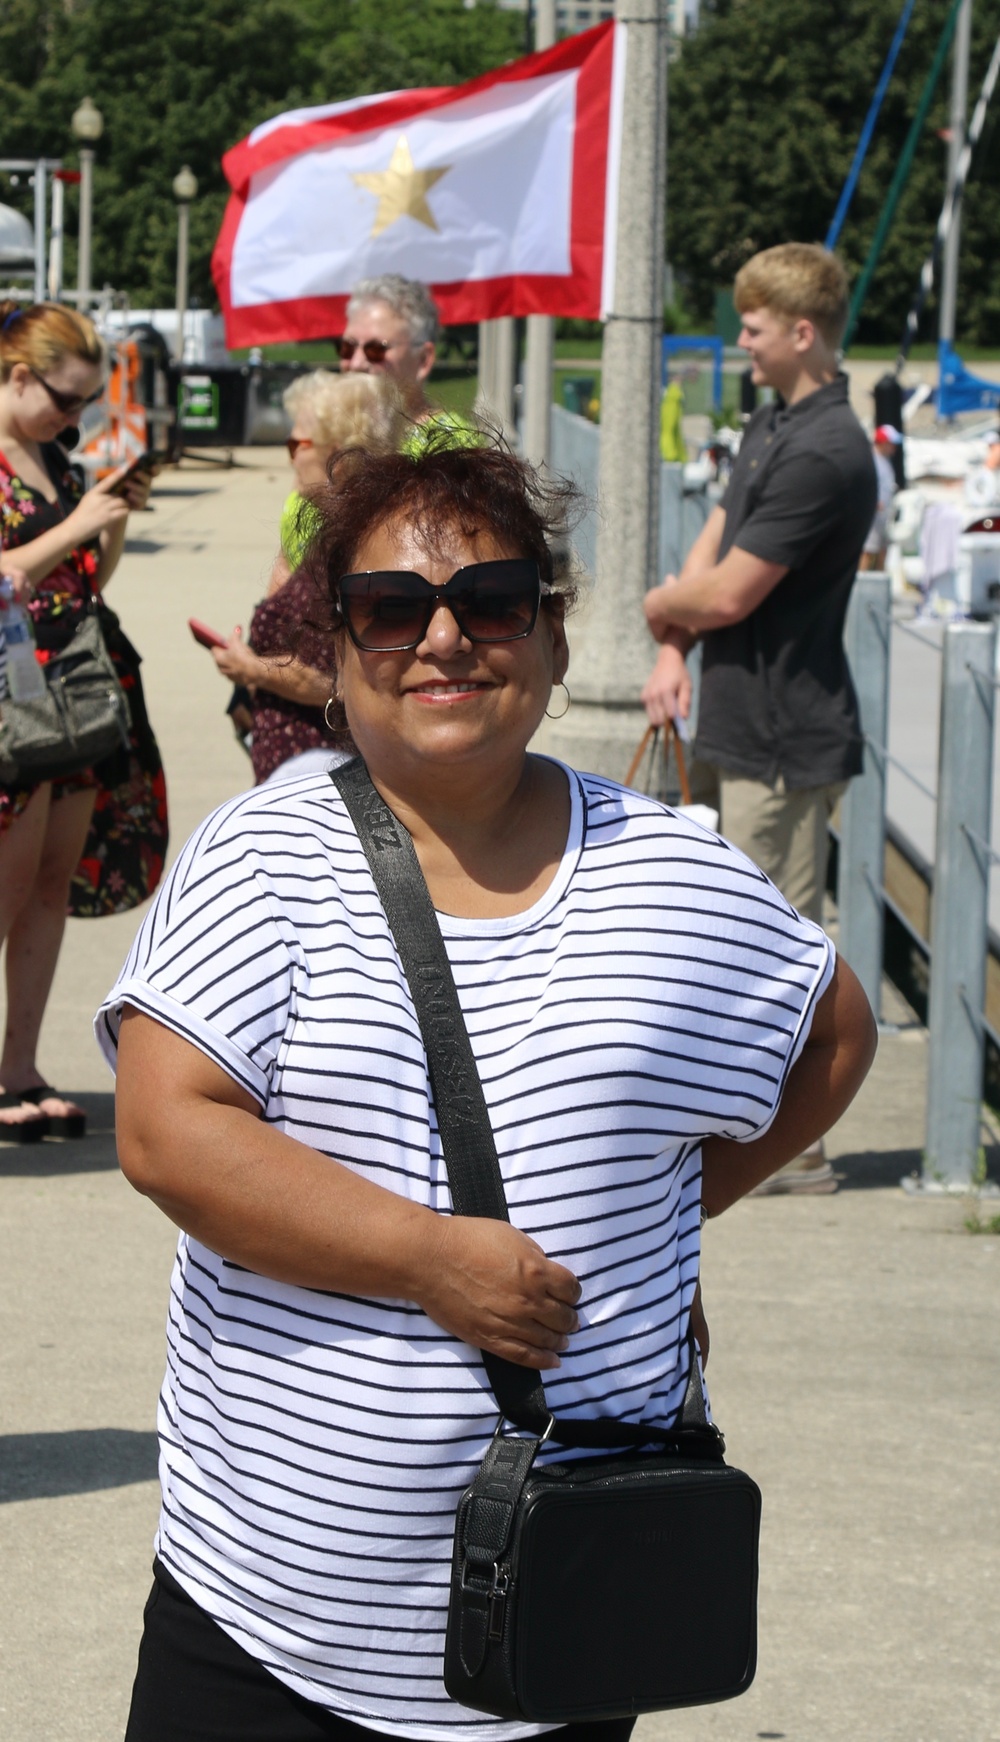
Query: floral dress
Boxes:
[
  {"xmin": 0, "ymin": 443, "xmax": 168, "ymax": 915},
  {"xmin": 248, "ymin": 568, "xmax": 351, "ymax": 784}
]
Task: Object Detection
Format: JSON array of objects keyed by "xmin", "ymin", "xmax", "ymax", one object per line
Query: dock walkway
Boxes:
[{"xmin": 1, "ymin": 455, "xmax": 997, "ymax": 1742}]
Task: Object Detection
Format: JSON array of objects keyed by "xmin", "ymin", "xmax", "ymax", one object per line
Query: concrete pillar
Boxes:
[
  {"xmin": 523, "ymin": 0, "xmax": 557, "ymax": 469},
  {"xmin": 476, "ymin": 318, "xmax": 517, "ymax": 439},
  {"xmin": 535, "ymin": 0, "xmax": 668, "ymax": 777},
  {"xmin": 476, "ymin": 321, "xmax": 495, "ymax": 415},
  {"xmin": 493, "ymin": 316, "xmax": 517, "ymax": 436}
]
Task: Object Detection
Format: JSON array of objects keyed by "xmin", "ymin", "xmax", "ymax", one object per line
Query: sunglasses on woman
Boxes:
[
  {"xmin": 30, "ymin": 367, "xmax": 103, "ymax": 418},
  {"xmin": 336, "ymin": 338, "xmax": 395, "ymax": 364},
  {"xmin": 337, "ymin": 558, "xmax": 549, "ymax": 652}
]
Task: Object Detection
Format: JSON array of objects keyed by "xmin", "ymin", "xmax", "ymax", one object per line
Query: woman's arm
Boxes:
[
  {"xmin": 267, "ymin": 551, "xmax": 292, "ymax": 597},
  {"xmin": 700, "ymin": 955, "xmax": 877, "ymax": 1216},
  {"xmin": 116, "ymin": 1008, "xmax": 581, "ymax": 1369},
  {"xmin": 10, "ymin": 464, "xmax": 149, "ymax": 588},
  {"xmin": 210, "ymin": 628, "xmax": 331, "ymax": 705}
]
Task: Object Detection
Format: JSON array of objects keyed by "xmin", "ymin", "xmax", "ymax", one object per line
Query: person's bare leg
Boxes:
[
  {"xmin": 1, "ymin": 786, "xmax": 96, "ymax": 1120},
  {"xmin": 0, "ymin": 786, "xmax": 52, "ymax": 1132}
]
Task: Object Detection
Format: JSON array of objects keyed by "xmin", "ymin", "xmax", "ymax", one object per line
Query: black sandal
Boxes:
[
  {"xmin": 15, "ymin": 1085, "xmax": 86, "ymax": 1141},
  {"xmin": 0, "ymin": 1091, "xmax": 50, "ymax": 1144}
]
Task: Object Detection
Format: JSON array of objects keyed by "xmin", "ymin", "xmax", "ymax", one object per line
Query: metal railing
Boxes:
[{"xmin": 838, "ymin": 574, "xmax": 997, "ymax": 1191}]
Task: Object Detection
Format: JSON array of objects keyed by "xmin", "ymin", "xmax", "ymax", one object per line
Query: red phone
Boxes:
[{"xmin": 188, "ymin": 617, "xmax": 228, "ymax": 650}]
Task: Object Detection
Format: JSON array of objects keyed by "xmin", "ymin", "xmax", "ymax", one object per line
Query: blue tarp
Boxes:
[{"xmin": 937, "ymin": 340, "xmax": 1000, "ymax": 419}]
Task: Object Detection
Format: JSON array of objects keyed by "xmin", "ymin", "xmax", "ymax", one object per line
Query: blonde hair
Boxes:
[
  {"xmin": 283, "ymin": 370, "xmax": 407, "ymax": 453},
  {"xmin": 733, "ymin": 244, "xmax": 849, "ymax": 348},
  {"xmin": 0, "ymin": 300, "xmax": 105, "ymax": 383}
]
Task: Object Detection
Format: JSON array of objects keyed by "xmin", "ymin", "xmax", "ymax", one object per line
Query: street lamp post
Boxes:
[
  {"xmin": 71, "ymin": 96, "xmax": 103, "ymax": 311},
  {"xmin": 172, "ymin": 165, "xmax": 198, "ymax": 362}
]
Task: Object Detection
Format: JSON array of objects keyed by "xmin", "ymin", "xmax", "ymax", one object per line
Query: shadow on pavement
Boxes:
[
  {"xmin": 834, "ymin": 1145, "xmax": 1000, "ymax": 1189},
  {"xmin": 0, "ymin": 1092, "xmax": 119, "ymax": 1176},
  {"xmin": 0, "ymin": 1427, "xmax": 158, "ymax": 1503}
]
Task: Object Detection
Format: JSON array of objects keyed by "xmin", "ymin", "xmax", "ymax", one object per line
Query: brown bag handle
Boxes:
[
  {"xmin": 624, "ymin": 725, "xmax": 655, "ymax": 790},
  {"xmin": 624, "ymin": 719, "xmax": 692, "ymax": 806}
]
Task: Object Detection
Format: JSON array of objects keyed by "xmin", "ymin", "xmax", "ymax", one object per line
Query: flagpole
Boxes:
[
  {"xmin": 522, "ymin": 0, "xmax": 558, "ymax": 468},
  {"xmin": 535, "ymin": 0, "xmax": 668, "ymax": 780},
  {"xmin": 476, "ymin": 321, "xmax": 495, "ymax": 419},
  {"xmin": 940, "ymin": 0, "xmax": 972, "ymax": 345}
]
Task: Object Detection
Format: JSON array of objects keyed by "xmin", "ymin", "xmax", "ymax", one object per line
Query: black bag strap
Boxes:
[{"xmin": 331, "ymin": 757, "xmax": 721, "ymax": 1455}]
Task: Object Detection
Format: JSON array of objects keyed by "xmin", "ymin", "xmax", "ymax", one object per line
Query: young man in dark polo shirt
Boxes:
[{"xmin": 642, "ymin": 243, "xmax": 876, "ymax": 1193}]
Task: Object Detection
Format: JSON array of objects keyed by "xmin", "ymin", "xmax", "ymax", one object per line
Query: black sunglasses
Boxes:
[
  {"xmin": 30, "ymin": 367, "xmax": 103, "ymax": 417},
  {"xmin": 337, "ymin": 558, "xmax": 548, "ymax": 652},
  {"xmin": 337, "ymin": 337, "xmax": 395, "ymax": 363}
]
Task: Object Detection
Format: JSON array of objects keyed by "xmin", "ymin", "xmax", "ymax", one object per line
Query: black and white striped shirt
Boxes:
[{"xmin": 97, "ymin": 763, "xmax": 832, "ymax": 1740}]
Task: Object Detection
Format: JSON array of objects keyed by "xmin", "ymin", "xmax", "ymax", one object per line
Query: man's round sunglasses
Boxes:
[
  {"xmin": 30, "ymin": 367, "xmax": 103, "ymax": 418},
  {"xmin": 337, "ymin": 338, "xmax": 396, "ymax": 364},
  {"xmin": 336, "ymin": 558, "xmax": 550, "ymax": 652}
]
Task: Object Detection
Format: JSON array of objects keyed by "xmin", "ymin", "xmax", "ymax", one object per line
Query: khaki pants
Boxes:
[{"xmin": 709, "ymin": 770, "xmax": 847, "ymax": 925}]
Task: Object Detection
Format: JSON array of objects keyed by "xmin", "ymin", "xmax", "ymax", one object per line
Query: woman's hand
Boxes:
[
  {"xmin": 211, "ymin": 627, "xmax": 262, "ymax": 687},
  {"xmin": 116, "ymin": 1014, "xmax": 581, "ymax": 1370},
  {"xmin": 413, "ymin": 1216, "xmax": 581, "ymax": 1370},
  {"xmin": 65, "ymin": 472, "xmax": 130, "ymax": 544}
]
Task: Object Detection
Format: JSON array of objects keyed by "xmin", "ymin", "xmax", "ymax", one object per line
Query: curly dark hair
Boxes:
[{"xmin": 301, "ymin": 434, "xmax": 583, "ymax": 626}]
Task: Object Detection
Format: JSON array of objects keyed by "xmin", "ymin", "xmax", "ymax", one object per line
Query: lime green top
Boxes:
[
  {"xmin": 400, "ymin": 409, "xmax": 482, "ymax": 457},
  {"xmin": 279, "ymin": 416, "xmax": 480, "ymax": 566},
  {"xmin": 659, "ymin": 381, "xmax": 688, "ymax": 464},
  {"xmin": 280, "ymin": 491, "xmax": 322, "ymax": 569}
]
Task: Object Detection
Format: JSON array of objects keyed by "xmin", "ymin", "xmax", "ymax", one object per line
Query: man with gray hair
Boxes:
[
  {"xmin": 339, "ymin": 275, "xmax": 478, "ymax": 453},
  {"xmin": 338, "ymin": 275, "xmax": 440, "ymax": 422}
]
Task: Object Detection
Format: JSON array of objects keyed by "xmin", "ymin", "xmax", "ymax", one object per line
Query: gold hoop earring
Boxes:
[
  {"xmin": 324, "ymin": 695, "xmax": 341, "ymax": 730},
  {"xmin": 544, "ymin": 681, "xmax": 571, "ymax": 721}
]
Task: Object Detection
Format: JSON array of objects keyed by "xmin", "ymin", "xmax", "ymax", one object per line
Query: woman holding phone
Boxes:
[{"xmin": 0, "ymin": 300, "xmax": 153, "ymax": 1140}]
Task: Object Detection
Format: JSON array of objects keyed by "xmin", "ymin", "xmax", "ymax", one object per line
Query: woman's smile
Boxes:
[{"xmin": 408, "ymin": 679, "xmax": 493, "ymax": 702}]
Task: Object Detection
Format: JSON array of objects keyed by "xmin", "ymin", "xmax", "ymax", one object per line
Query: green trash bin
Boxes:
[{"xmin": 562, "ymin": 375, "xmax": 596, "ymax": 417}]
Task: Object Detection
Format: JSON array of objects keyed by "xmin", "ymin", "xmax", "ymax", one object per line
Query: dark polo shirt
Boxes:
[{"xmin": 695, "ymin": 372, "xmax": 877, "ymax": 789}]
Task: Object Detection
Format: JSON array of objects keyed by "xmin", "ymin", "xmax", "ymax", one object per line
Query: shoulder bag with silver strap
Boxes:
[{"xmin": 0, "ymin": 595, "xmax": 130, "ymax": 785}]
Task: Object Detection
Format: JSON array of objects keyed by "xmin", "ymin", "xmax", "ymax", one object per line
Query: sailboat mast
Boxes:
[{"xmin": 940, "ymin": 0, "xmax": 973, "ymax": 344}]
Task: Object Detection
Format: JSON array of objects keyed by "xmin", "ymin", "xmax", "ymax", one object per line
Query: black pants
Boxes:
[{"xmin": 125, "ymin": 1561, "xmax": 638, "ymax": 1742}]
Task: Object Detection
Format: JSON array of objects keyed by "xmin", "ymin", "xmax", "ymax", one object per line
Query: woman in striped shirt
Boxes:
[{"xmin": 101, "ymin": 442, "xmax": 876, "ymax": 1742}]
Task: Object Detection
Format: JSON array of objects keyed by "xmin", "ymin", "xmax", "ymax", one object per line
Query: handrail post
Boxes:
[
  {"xmin": 838, "ymin": 572, "xmax": 892, "ymax": 1019},
  {"xmin": 923, "ymin": 619, "xmax": 997, "ymax": 1188}
]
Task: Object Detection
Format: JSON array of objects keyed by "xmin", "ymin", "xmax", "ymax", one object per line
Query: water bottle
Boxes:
[{"xmin": 0, "ymin": 575, "xmax": 47, "ymax": 702}]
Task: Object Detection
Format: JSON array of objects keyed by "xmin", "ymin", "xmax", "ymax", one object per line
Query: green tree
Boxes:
[
  {"xmin": 668, "ymin": 0, "xmax": 1000, "ymax": 345},
  {"xmin": 0, "ymin": 0, "xmax": 520, "ymax": 308}
]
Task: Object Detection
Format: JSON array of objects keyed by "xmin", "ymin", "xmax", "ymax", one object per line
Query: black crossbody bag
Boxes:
[{"xmin": 332, "ymin": 758, "xmax": 761, "ymax": 1725}]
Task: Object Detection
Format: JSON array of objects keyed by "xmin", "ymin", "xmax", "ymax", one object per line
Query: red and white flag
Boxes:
[{"xmin": 212, "ymin": 22, "xmax": 623, "ymax": 348}]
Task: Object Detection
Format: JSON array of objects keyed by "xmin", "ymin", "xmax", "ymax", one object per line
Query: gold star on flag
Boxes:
[{"xmin": 352, "ymin": 135, "xmax": 451, "ymax": 238}]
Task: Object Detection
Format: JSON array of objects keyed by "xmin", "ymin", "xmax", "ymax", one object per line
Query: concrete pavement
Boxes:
[{"xmin": 1, "ymin": 453, "xmax": 998, "ymax": 1741}]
